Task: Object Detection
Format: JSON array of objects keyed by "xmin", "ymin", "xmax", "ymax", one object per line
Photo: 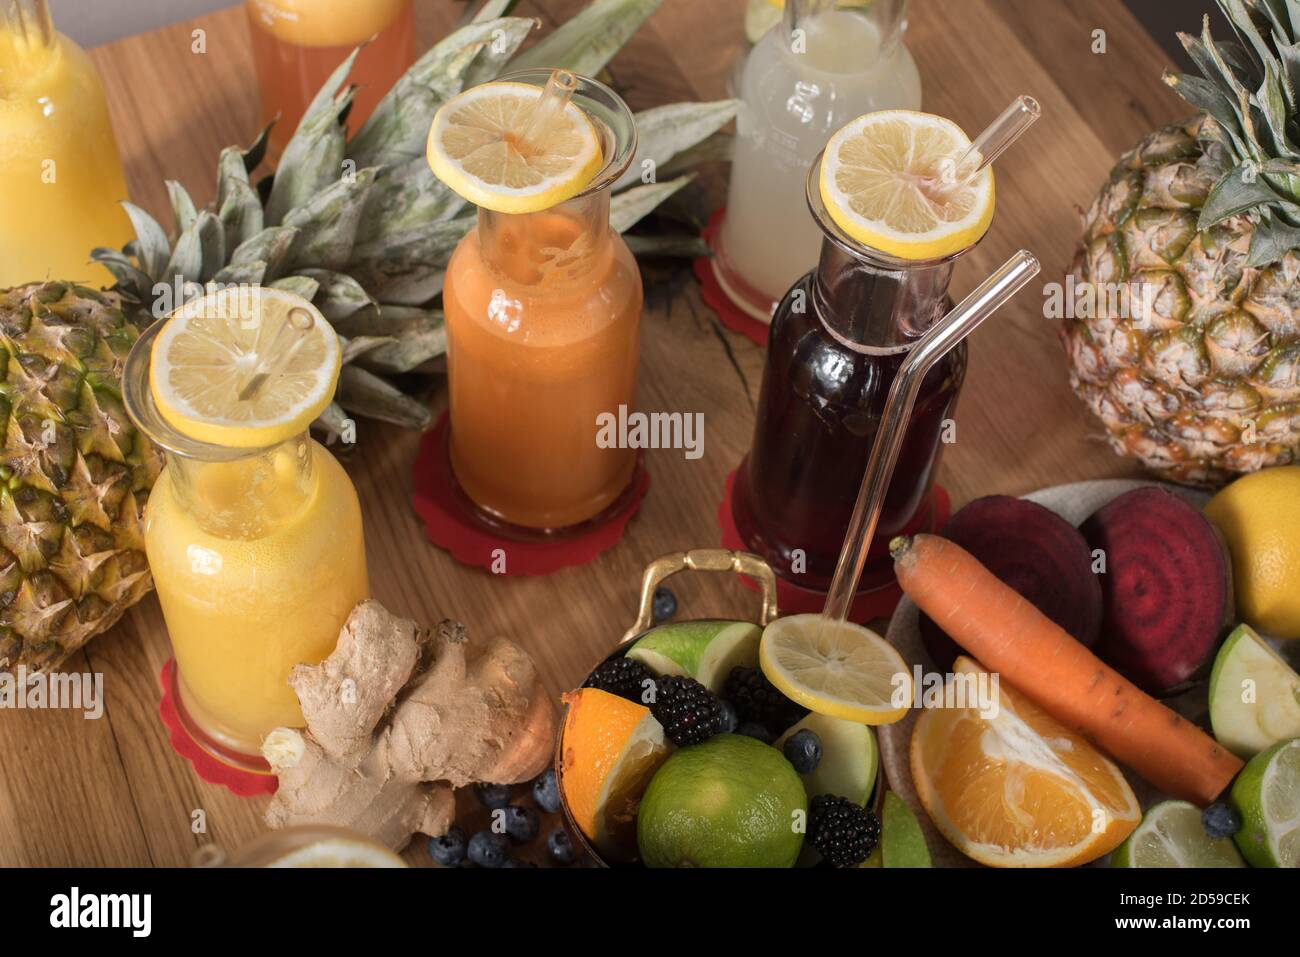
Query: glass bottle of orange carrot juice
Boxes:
[
  {"xmin": 430, "ymin": 70, "xmax": 643, "ymax": 534},
  {"xmin": 245, "ymin": 0, "xmax": 416, "ymax": 158}
]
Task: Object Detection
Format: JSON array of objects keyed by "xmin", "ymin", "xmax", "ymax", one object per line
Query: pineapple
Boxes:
[
  {"xmin": 0, "ymin": 0, "xmax": 737, "ymax": 672},
  {"xmin": 0, "ymin": 283, "xmax": 161, "ymax": 671},
  {"xmin": 1064, "ymin": 0, "xmax": 1300, "ymax": 486}
]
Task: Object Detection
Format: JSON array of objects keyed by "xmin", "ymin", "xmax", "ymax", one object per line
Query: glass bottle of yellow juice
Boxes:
[
  {"xmin": 245, "ymin": 0, "xmax": 416, "ymax": 158},
  {"xmin": 0, "ymin": 0, "xmax": 133, "ymax": 288},
  {"xmin": 124, "ymin": 287, "xmax": 368, "ymax": 768}
]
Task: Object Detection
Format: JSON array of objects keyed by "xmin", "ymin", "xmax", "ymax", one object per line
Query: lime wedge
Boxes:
[
  {"xmin": 1209, "ymin": 624, "xmax": 1300, "ymax": 758},
  {"xmin": 882, "ymin": 791, "xmax": 931, "ymax": 868},
  {"xmin": 1111, "ymin": 800, "xmax": 1246, "ymax": 867},
  {"xmin": 626, "ymin": 620, "xmax": 760, "ymax": 693},
  {"xmin": 1231, "ymin": 737, "xmax": 1300, "ymax": 868},
  {"xmin": 775, "ymin": 712, "xmax": 877, "ymax": 806}
]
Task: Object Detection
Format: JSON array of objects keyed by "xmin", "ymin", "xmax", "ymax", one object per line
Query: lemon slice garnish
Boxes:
[
  {"xmin": 759, "ymin": 614, "xmax": 911, "ymax": 725},
  {"xmin": 149, "ymin": 286, "xmax": 342, "ymax": 448},
  {"xmin": 819, "ymin": 109, "xmax": 995, "ymax": 261},
  {"xmin": 426, "ymin": 80, "xmax": 604, "ymax": 214}
]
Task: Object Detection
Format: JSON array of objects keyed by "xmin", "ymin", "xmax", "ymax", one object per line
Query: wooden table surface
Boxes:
[{"xmin": 0, "ymin": 0, "xmax": 1191, "ymax": 867}]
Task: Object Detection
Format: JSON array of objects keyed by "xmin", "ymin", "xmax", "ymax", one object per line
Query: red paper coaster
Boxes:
[
  {"xmin": 693, "ymin": 208, "xmax": 774, "ymax": 347},
  {"xmin": 412, "ymin": 412, "xmax": 650, "ymax": 576},
  {"xmin": 158, "ymin": 659, "xmax": 278, "ymax": 797},
  {"xmin": 717, "ymin": 467, "xmax": 951, "ymax": 623}
]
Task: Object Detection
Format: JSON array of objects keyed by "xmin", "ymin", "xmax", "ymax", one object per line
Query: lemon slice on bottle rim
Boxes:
[
  {"xmin": 819, "ymin": 109, "xmax": 995, "ymax": 261},
  {"xmin": 426, "ymin": 79, "xmax": 604, "ymax": 214},
  {"xmin": 149, "ymin": 286, "xmax": 342, "ymax": 449},
  {"xmin": 759, "ymin": 614, "xmax": 911, "ymax": 725}
]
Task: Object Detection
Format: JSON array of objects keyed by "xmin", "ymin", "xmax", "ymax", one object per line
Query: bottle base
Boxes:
[
  {"xmin": 708, "ymin": 210, "xmax": 783, "ymax": 324},
  {"xmin": 444, "ymin": 421, "xmax": 647, "ymax": 543}
]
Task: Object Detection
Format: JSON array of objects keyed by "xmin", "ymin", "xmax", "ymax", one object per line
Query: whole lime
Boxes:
[{"xmin": 636, "ymin": 734, "xmax": 807, "ymax": 867}]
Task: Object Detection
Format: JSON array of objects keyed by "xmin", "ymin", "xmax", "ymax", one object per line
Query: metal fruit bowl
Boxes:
[{"xmin": 555, "ymin": 548, "xmax": 884, "ymax": 868}]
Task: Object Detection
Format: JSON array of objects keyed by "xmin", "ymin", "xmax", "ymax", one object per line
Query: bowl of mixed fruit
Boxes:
[{"xmin": 555, "ymin": 549, "xmax": 930, "ymax": 868}]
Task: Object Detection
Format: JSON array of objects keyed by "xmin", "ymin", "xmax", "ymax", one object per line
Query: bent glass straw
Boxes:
[{"xmin": 821, "ymin": 250, "xmax": 1042, "ymax": 623}]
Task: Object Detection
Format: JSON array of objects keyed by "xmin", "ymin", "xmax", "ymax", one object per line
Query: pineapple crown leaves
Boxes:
[
  {"xmin": 91, "ymin": 0, "xmax": 738, "ymax": 431},
  {"xmin": 1164, "ymin": 0, "xmax": 1300, "ymax": 265}
]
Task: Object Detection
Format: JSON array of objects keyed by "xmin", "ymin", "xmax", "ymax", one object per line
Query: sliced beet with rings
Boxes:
[
  {"xmin": 918, "ymin": 495, "xmax": 1103, "ymax": 670},
  {"xmin": 1081, "ymin": 487, "xmax": 1231, "ymax": 696}
]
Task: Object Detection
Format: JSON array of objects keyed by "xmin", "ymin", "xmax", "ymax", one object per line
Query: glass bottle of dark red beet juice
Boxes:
[{"xmin": 731, "ymin": 152, "xmax": 977, "ymax": 604}]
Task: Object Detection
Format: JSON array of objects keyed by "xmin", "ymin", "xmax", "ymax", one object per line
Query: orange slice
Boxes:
[
  {"xmin": 559, "ymin": 688, "xmax": 671, "ymax": 863},
  {"xmin": 911, "ymin": 657, "xmax": 1140, "ymax": 867}
]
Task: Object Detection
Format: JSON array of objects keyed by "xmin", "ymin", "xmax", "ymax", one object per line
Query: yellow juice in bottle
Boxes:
[
  {"xmin": 144, "ymin": 438, "xmax": 368, "ymax": 754},
  {"xmin": 0, "ymin": 0, "xmax": 133, "ymax": 287}
]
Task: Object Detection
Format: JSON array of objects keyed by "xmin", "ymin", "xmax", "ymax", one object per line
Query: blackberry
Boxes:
[
  {"xmin": 808, "ymin": 795, "xmax": 880, "ymax": 867},
  {"xmin": 724, "ymin": 666, "xmax": 807, "ymax": 734},
  {"xmin": 649, "ymin": 675, "xmax": 726, "ymax": 746},
  {"xmin": 582, "ymin": 657, "xmax": 653, "ymax": 704}
]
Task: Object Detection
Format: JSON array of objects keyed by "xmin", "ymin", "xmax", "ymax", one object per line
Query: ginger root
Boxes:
[{"xmin": 262, "ymin": 600, "xmax": 556, "ymax": 851}]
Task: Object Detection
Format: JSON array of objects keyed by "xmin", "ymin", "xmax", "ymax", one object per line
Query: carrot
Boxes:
[{"xmin": 891, "ymin": 533, "xmax": 1243, "ymax": 805}]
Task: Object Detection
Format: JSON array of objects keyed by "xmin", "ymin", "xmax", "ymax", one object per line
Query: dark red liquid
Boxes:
[{"xmin": 733, "ymin": 270, "xmax": 967, "ymax": 595}]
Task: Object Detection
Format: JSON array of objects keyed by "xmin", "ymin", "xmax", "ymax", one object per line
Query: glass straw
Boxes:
[
  {"xmin": 938, "ymin": 95, "xmax": 1041, "ymax": 185},
  {"xmin": 237, "ymin": 305, "xmax": 316, "ymax": 401},
  {"xmin": 520, "ymin": 69, "xmax": 578, "ymax": 153},
  {"xmin": 820, "ymin": 250, "xmax": 1041, "ymax": 623}
]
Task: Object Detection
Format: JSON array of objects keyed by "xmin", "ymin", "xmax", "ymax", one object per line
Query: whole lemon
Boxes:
[{"xmin": 1205, "ymin": 466, "xmax": 1300, "ymax": 639}]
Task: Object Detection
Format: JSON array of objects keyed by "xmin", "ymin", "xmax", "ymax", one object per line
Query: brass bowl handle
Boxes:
[{"xmin": 619, "ymin": 549, "xmax": 779, "ymax": 644}]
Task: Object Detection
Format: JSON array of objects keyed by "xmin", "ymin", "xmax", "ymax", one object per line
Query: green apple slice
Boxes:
[
  {"xmin": 1209, "ymin": 624, "xmax": 1300, "ymax": 758},
  {"xmin": 775, "ymin": 712, "xmax": 877, "ymax": 806},
  {"xmin": 625, "ymin": 620, "xmax": 760, "ymax": 693},
  {"xmin": 1231, "ymin": 737, "xmax": 1300, "ymax": 868},
  {"xmin": 1111, "ymin": 800, "xmax": 1246, "ymax": 868},
  {"xmin": 881, "ymin": 791, "xmax": 931, "ymax": 868}
]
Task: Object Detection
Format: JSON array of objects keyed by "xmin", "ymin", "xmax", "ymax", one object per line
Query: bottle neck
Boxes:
[
  {"xmin": 476, "ymin": 188, "xmax": 612, "ymax": 286},
  {"xmin": 0, "ymin": 0, "xmax": 55, "ymax": 92},
  {"xmin": 811, "ymin": 238, "xmax": 955, "ymax": 353},
  {"xmin": 165, "ymin": 433, "xmax": 316, "ymax": 539},
  {"xmin": 783, "ymin": 0, "xmax": 908, "ymax": 52}
]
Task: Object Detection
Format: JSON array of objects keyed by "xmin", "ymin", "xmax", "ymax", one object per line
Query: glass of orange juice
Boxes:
[
  {"xmin": 439, "ymin": 71, "xmax": 643, "ymax": 534},
  {"xmin": 245, "ymin": 0, "xmax": 416, "ymax": 158},
  {"xmin": 123, "ymin": 287, "xmax": 369, "ymax": 770}
]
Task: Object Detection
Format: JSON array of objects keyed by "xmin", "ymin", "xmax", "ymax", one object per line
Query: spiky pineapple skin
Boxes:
[
  {"xmin": 0, "ymin": 283, "xmax": 162, "ymax": 672},
  {"xmin": 1063, "ymin": 117, "xmax": 1300, "ymax": 487}
]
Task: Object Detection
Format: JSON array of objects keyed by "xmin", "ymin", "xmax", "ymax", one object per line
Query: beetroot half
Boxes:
[
  {"xmin": 1080, "ymin": 486, "xmax": 1231, "ymax": 696},
  {"xmin": 918, "ymin": 495, "xmax": 1103, "ymax": 670}
]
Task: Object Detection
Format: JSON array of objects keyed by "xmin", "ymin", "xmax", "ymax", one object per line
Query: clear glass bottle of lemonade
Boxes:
[
  {"xmin": 438, "ymin": 71, "xmax": 643, "ymax": 533},
  {"xmin": 714, "ymin": 0, "xmax": 921, "ymax": 320},
  {"xmin": 245, "ymin": 0, "xmax": 416, "ymax": 158},
  {"xmin": 0, "ymin": 0, "xmax": 133, "ymax": 288},
  {"xmin": 124, "ymin": 287, "xmax": 368, "ymax": 767}
]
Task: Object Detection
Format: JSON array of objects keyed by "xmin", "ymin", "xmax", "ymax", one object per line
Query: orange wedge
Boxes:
[
  {"xmin": 911, "ymin": 657, "xmax": 1140, "ymax": 867},
  {"xmin": 559, "ymin": 688, "xmax": 671, "ymax": 863}
]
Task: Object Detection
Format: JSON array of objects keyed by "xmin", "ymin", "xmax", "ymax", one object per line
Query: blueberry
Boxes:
[
  {"xmin": 1202, "ymin": 802, "xmax": 1242, "ymax": 839},
  {"xmin": 546, "ymin": 827, "xmax": 576, "ymax": 865},
  {"xmin": 532, "ymin": 768, "xmax": 562, "ymax": 814},
  {"xmin": 783, "ymin": 728, "xmax": 823, "ymax": 774},
  {"xmin": 467, "ymin": 829, "xmax": 511, "ymax": 868},
  {"xmin": 717, "ymin": 700, "xmax": 739, "ymax": 734},
  {"xmin": 652, "ymin": 586, "xmax": 677, "ymax": 623},
  {"xmin": 474, "ymin": 783, "xmax": 513, "ymax": 810},
  {"xmin": 501, "ymin": 858, "xmax": 538, "ymax": 868},
  {"xmin": 427, "ymin": 825, "xmax": 466, "ymax": 867},
  {"xmin": 502, "ymin": 804, "xmax": 539, "ymax": 844},
  {"xmin": 737, "ymin": 721, "xmax": 774, "ymax": 744}
]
